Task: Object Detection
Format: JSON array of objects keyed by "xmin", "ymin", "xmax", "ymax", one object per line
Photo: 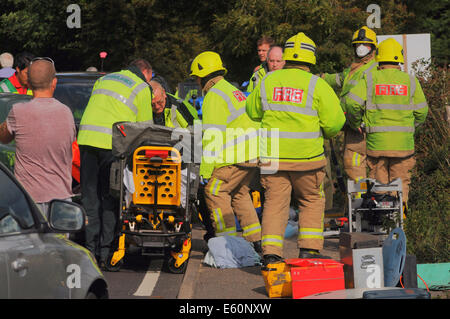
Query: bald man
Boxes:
[
  {"xmin": 149, "ymin": 80, "xmax": 197, "ymax": 128},
  {"xmin": 0, "ymin": 57, "xmax": 76, "ymax": 215},
  {"xmin": 267, "ymin": 46, "xmax": 285, "ymax": 72}
]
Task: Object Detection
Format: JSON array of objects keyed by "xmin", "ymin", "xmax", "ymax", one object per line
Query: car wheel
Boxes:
[{"xmin": 85, "ymin": 291, "xmax": 99, "ymax": 299}]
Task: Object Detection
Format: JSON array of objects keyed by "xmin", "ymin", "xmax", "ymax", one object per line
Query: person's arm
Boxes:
[
  {"xmin": 0, "ymin": 122, "xmax": 13, "ymax": 144},
  {"xmin": 199, "ymin": 92, "xmax": 228, "ymax": 179},
  {"xmin": 412, "ymin": 77, "xmax": 428, "ymax": 129},
  {"xmin": 315, "ymin": 78, "xmax": 346, "ymax": 139},
  {"xmin": 343, "ymin": 78, "xmax": 367, "ymax": 131},
  {"xmin": 135, "ymin": 83, "xmax": 154, "ymax": 122},
  {"xmin": 321, "ymin": 71, "xmax": 344, "ymax": 92},
  {"xmin": 245, "ymin": 79, "xmax": 264, "ymax": 122}
]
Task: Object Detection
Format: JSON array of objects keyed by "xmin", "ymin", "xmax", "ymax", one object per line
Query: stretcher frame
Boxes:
[{"xmin": 108, "ymin": 121, "xmax": 199, "ymax": 273}]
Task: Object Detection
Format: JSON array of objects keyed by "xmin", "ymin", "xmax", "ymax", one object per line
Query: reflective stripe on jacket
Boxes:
[
  {"xmin": 246, "ymin": 68, "xmax": 345, "ymax": 165},
  {"xmin": 0, "ymin": 76, "xmax": 33, "ymax": 95},
  {"xmin": 322, "ymin": 59, "xmax": 377, "ymax": 111},
  {"xmin": 77, "ymin": 69, "xmax": 153, "ymax": 149},
  {"xmin": 345, "ymin": 68, "xmax": 428, "ymax": 152}
]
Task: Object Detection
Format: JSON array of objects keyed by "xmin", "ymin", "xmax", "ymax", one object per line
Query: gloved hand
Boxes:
[{"xmin": 200, "ymin": 177, "xmax": 209, "ymax": 186}]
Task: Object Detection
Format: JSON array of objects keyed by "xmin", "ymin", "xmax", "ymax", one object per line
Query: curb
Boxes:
[{"xmin": 177, "ymin": 226, "xmax": 205, "ymax": 299}]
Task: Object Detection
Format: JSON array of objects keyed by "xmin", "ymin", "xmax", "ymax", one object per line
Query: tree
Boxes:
[{"xmin": 210, "ymin": 0, "xmax": 413, "ymax": 84}]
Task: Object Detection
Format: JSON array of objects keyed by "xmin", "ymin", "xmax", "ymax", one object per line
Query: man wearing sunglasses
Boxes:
[
  {"xmin": 0, "ymin": 51, "xmax": 35, "ymax": 95},
  {"xmin": 0, "ymin": 57, "xmax": 76, "ymax": 215}
]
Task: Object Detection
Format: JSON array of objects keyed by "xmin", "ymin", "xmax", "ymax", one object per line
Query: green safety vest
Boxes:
[
  {"xmin": 246, "ymin": 68, "xmax": 346, "ymax": 164},
  {"xmin": 345, "ymin": 68, "xmax": 428, "ymax": 152},
  {"xmin": 322, "ymin": 59, "xmax": 377, "ymax": 112},
  {"xmin": 0, "ymin": 77, "xmax": 33, "ymax": 95},
  {"xmin": 200, "ymin": 79, "xmax": 260, "ymax": 178},
  {"xmin": 77, "ymin": 69, "xmax": 153, "ymax": 150}
]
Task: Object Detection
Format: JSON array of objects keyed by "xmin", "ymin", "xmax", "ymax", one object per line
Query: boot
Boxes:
[
  {"xmin": 262, "ymin": 254, "xmax": 284, "ymax": 266},
  {"xmin": 253, "ymin": 240, "xmax": 262, "ymax": 254},
  {"xmin": 299, "ymin": 248, "xmax": 332, "ymax": 259}
]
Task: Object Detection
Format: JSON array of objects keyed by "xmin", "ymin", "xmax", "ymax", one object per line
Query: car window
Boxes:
[
  {"xmin": 0, "ymin": 169, "xmax": 35, "ymax": 234},
  {"xmin": 54, "ymin": 81, "xmax": 96, "ymax": 123}
]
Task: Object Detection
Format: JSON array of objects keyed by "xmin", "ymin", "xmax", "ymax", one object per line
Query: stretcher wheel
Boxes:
[
  {"xmin": 105, "ymin": 256, "xmax": 124, "ymax": 272},
  {"xmin": 166, "ymin": 256, "xmax": 188, "ymax": 274}
]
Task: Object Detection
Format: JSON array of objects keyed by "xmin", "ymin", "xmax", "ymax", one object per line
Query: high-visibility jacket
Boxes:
[
  {"xmin": 77, "ymin": 69, "xmax": 153, "ymax": 150},
  {"xmin": 246, "ymin": 68, "xmax": 345, "ymax": 167},
  {"xmin": 246, "ymin": 63, "xmax": 268, "ymax": 93},
  {"xmin": 164, "ymin": 93, "xmax": 198, "ymax": 128},
  {"xmin": 200, "ymin": 79, "xmax": 260, "ymax": 179},
  {"xmin": 345, "ymin": 68, "xmax": 428, "ymax": 154},
  {"xmin": 0, "ymin": 74, "xmax": 33, "ymax": 95},
  {"xmin": 322, "ymin": 59, "xmax": 377, "ymax": 111}
]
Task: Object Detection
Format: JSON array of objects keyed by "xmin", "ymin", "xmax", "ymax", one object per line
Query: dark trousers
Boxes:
[{"xmin": 80, "ymin": 145, "xmax": 119, "ymax": 263}]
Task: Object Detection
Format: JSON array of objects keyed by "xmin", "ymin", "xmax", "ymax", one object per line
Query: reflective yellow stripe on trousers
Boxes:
[
  {"xmin": 298, "ymin": 228, "xmax": 323, "ymax": 240},
  {"xmin": 262, "ymin": 235, "xmax": 283, "ymax": 248},
  {"xmin": 212, "ymin": 207, "xmax": 237, "ymax": 237},
  {"xmin": 242, "ymin": 222, "xmax": 261, "ymax": 238}
]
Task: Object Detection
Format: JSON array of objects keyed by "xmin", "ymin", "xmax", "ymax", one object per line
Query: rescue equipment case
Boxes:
[
  {"xmin": 347, "ymin": 178, "xmax": 404, "ymax": 234},
  {"xmin": 261, "ymin": 258, "xmax": 345, "ymax": 299}
]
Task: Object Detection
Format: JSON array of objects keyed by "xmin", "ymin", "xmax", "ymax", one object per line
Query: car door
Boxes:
[{"xmin": 0, "ymin": 166, "xmax": 64, "ymax": 298}]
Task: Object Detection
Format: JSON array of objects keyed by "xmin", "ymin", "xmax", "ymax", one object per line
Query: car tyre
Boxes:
[{"xmin": 85, "ymin": 291, "xmax": 99, "ymax": 299}]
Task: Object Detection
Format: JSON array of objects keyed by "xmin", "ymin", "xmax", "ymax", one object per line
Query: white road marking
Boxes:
[{"xmin": 133, "ymin": 270, "xmax": 160, "ymax": 296}]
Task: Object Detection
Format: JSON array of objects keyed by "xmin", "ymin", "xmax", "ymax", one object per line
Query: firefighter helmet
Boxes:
[
  {"xmin": 282, "ymin": 32, "xmax": 317, "ymax": 65},
  {"xmin": 352, "ymin": 26, "xmax": 377, "ymax": 48},
  {"xmin": 189, "ymin": 51, "xmax": 227, "ymax": 78},
  {"xmin": 376, "ymin": 38, "xmax": 404, "ymax": 64}
]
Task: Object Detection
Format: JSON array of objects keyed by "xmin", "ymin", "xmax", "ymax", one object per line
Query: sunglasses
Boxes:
[{"xmin": 30, "ymin": 57, "xmax": 55, "ymax": 65}]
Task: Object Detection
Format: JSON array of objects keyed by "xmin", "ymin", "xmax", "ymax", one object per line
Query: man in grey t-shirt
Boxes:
[{"xmin": 0, "ymin": 57, "xmax": 75, "ymax": 216}]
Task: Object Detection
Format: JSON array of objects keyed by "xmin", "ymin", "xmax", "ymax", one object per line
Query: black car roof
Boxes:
[{"xmin": 56, "ymin": 72, "xmax": 107, "ymax": 81}]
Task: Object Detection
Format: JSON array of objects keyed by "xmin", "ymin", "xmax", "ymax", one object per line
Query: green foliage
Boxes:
[
  {"xmin": 405, "ymin": 61, "xmax": 449, "ymax": 263},
  {"xmin": 1, "ymin": 0, "xmax": 446, "ymax": 88},
  {"xmin": 405, "ymin": 0, "xmax": 450, "ymax": 65}
]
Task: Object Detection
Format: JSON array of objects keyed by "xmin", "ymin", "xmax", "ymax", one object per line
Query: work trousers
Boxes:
[
  {"xmin": 343, "ymin": 129, "xmax": 367, "ymax": 182},
  {"xmin": 80, "ymin": 145, "xmax": 119, "ymax": 263},
  {"xmin": 204, "ymin": 165, "xmax": 261, "ymax": 242},
  {"xmin": 367, "ymin": 155, "xmax": 415, "ymax": 204},
  {"xmin": 260, "ymin": 168, "xmax": 326, "ymax": 257},
  {"xmin": 323, "ymin": 139, "xmax": 335, "ymax": 211}
]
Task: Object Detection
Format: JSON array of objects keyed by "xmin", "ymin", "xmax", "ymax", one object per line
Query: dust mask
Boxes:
[{"xmin": 356, "ymin": 44, "xmax": 371, "ymax": 58}]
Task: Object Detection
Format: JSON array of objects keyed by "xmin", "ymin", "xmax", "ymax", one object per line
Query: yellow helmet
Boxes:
[
  {"xmin": 282, "ymin": 32, "xmax": 317, "ymax": 65},
  {"xmin": 352, "ymin": 26, "xmax": 377, "ymax": 47},
  {"xmin": 189, "ymin": 51, "xmax": 227, "ymax": 78},
  {"xmin": 376, "ymin": 38, "xmax": 404, "ymax": 64}
]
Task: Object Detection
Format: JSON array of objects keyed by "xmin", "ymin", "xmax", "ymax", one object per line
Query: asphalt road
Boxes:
[
  {"xmin": 99, "ymin": 222, "xmax": 341, "ymax": 300},
  {"xmin": 102, "ymin": 253, "xmax": 186, "ymax": 299}
]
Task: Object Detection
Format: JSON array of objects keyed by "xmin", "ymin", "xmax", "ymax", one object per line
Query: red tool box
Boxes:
[{"xmin": 286, "ymin": 258, "xmax": 345, "ymax": 299}]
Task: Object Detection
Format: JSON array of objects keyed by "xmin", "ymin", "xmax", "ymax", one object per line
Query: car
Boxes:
[
  {"xmin": 53, "ymin": 72, "xmax": 106, "ymax": 125},
  {"xmin": 0, "ymin": 71, "xmax": 105, "ymax": 171},
  {"xmin": 0, "ymin": 160, "xmax": 108, "ymax": 298}
]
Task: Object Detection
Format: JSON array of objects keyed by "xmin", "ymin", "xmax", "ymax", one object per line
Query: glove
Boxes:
[{"xmin": 200, "ymin": 177, "xmax": 209, "ymax": 186}]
